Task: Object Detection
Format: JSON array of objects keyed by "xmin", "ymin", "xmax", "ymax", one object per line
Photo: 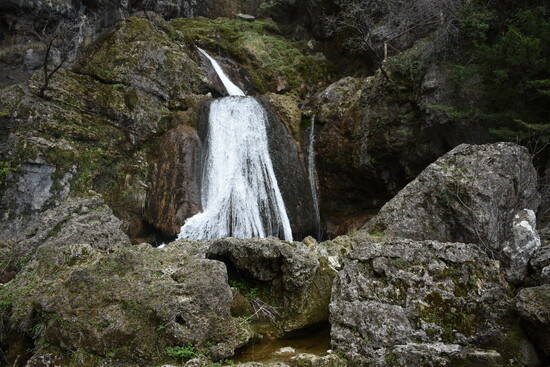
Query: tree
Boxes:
[
  {"xmin": 326, "ymin": 0, "xmax": 462, "ymax": 64},
  {"xmin": 29, "ymin": 11, "xmax": 85, "ymax": 97}
]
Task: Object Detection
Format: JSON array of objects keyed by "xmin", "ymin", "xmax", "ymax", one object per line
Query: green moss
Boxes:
[
  {"xmin": 390, "ymin": 258, "xmax": 410, "ymax": 270},
  {"xmin": 419, "ymin": 291, "xmax": 476, "ymax": 342},
  {"xmin": 0, "ymin": 161, "xmax": 16, "ymax": 186},
  {"xmin": 369, "ymin": 231, "xmax": 385, "ymax": 238},
  {"xmin": 427, "ymin": 104, "xmax": 471, "ymax": 120},
  {"xmin": 169, "ymin": 17, "xmax": 334, "ymax": 96},
  {"xmin": 229, "ymin": 278, "xmax": 273, "ymax": 303},
  {"xmin": 384, "ymin": 351, "xmax": 401, "ymax": 366},
  {"xmin": 46, "ymin": 221, "xmax": 66, "ymax": 240}
]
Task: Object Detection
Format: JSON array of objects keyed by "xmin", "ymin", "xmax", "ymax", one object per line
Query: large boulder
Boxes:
[
  {"xmin": 364, "ymin": 143, "xmax": 540, "ymax": 257},
  {"xmin": 0, "ymin": 196, "xmax": 131, "ymax": 282},
  {"xmin": 0, "ymin": 240, "xmax": 250, "ymax": 366},
  {"xmin": 207, "ymin": 237, "xmax": 336, "ymax": 336},
  {"xmin": 515, "ymin": 285, "xmax": 550, "ymax": 360},
  {"xmin": 329, "ymin": 237, "xmax": 539, "ymax": 366},
  {"xmin": 145, "ymin": 124, "xmax": 202, "ymax": 237}
]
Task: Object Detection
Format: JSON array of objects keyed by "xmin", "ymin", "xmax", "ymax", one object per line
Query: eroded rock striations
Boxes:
[{"xmin": 145, "ymin": 124, "xmax": 202, "ymax": 237}]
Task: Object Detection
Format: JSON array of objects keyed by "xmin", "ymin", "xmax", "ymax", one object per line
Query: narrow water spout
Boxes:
[
  {"xmin": 197, "ymin": 47, "xmax": 245, "ymax": 96},
  {"xmin": 308, "ymin": 116, "xmax": 321, "ymax": 239}
]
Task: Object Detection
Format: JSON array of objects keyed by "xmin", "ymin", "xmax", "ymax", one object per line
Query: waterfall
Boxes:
[
  {"xmin": 177, "ymin": 48, "xmax": 293, "ymax": 241},
  {"xmin": 308, "ymin": 116, "xmax": 321, "ymax": 239},
  {"xmin": 197, "ymin": 47, "xmax": 245, "ymax": 97}
]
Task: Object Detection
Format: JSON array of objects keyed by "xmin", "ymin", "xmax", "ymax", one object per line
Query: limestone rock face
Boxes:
[
  {"xmin": 145, "ymin": 124, "xmax": 202, "ymax": 237},
  {"xmin": 0, "ymin": 16, "xmax": 212, "ymax": 240},
  {"xmin": 313, "ymin": 61, "xmax": 498, "ymax": 235},
  {"xmin": 515, "ymin": 285, "xmax": 550, "ymax": 360},
  {"xmin": 503, "ymin": 209, "xmax": 542, "ymax": 284},
  {"xmin": 314, "ymin": 76, "xmax": 372, "ymax": 230},
  {"xmin": 364, "ymin": 143, "xmax": 540, "ymax": 257},
  {"xmin": 0, "ymin": 196, "xmax": 131, "ymax": 281},
  {"xmin": 329, "ymin": 238, "xmax": 537, "ymax": 366},
  {"xmin": 0, "ymin": 240, "xmax": 249, "ymax": 366},
  {"xmin": 207, "ymin": 237, "xmax": 336, "ymax": 335},
  {"xmin": 0, "ymin": 158, "xmax": 59, "ymax": 218}
]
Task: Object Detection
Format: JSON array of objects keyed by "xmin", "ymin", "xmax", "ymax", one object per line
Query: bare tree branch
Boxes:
[{"xmin": 27, "ymin": 9, "xmax": 85, "ymax": 97}]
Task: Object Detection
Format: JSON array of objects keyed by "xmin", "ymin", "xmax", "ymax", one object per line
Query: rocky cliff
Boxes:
[{"xmin": 2, "ymin": 0, "xmax": 550, "ymax": 366}]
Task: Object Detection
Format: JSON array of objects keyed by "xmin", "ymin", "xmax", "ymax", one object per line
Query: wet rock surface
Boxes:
[
  {"xmin": 313, "ymin": 76, "xmax": 373, "ymax": 233},
  {"xmin": 329, "ymin": 237, "xmax": 538, "ymax": 366},
  {"xmin": 145, "ymin": 124, "xmax": 202, "ymax": 237},
  {"xmin": 364, "ymin": 143, "xmax": 540, "ymax": 258},
  {"xmin": 262, "ymin": 99, "xmax": 318, "ymax": 240}
]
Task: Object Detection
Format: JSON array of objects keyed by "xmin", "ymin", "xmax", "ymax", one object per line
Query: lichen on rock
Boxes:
[{"xmin": 329, "ymin": 237, "xmax": 538, "ymax": 366}]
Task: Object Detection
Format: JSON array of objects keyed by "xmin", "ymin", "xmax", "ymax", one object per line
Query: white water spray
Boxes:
[
  {"xmin": 308, "ymin": 116, "xmax": 321, "ymax": 239},
  {"xmin": 178, "ymin": 48, "xmax": 292, "ymax": 241},
  {"xmin": 197, "ymin": 47, "xmax": 245, "ymax": 97}
]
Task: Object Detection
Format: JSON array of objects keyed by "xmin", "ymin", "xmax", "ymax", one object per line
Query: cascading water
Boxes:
[
  {"xmin": 197, "ymin": 47, "xmax": 245, "ymax": 97},
  {"xmin": 177, "ymin": 48, "xmax": 293, "ymax": 241},
  {"xmin": 308, "ymin": 116, "xmax": 321, "ymax": 240}
]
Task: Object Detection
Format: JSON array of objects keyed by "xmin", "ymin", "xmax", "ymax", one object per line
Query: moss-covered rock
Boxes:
[
  {"xmin": 206, "ymin": 238, "xmax": 336, "ymax": 337},
  {"xmin": 0, "ymin": 15, "xmax": 219, "ymax": 242},
  {"xmin": 261, "ymin": 93, "xmax": 302, "ymax": 146},
  {"xmin": 0, "ymin": 196, "xmax": 131, "ymax": 282},
  {"xmin": 312, "ymin": 45, "xmax": 498, "ymax": 230},
  {"xmin": 0, "ymin": 240, "xmax": 250, "ymax": 366},
  {"xmin": 77, "ymin": 16, "xmax": 210, "ymax": 101},
  {"xmin": 169, "ymin": 17, "xmax": 335, "ymax": 97}
]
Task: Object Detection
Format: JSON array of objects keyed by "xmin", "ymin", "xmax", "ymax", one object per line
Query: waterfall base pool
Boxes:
[{"xmin": 234, "ymin": 323, "xmax": 331, "ymax": 363}]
